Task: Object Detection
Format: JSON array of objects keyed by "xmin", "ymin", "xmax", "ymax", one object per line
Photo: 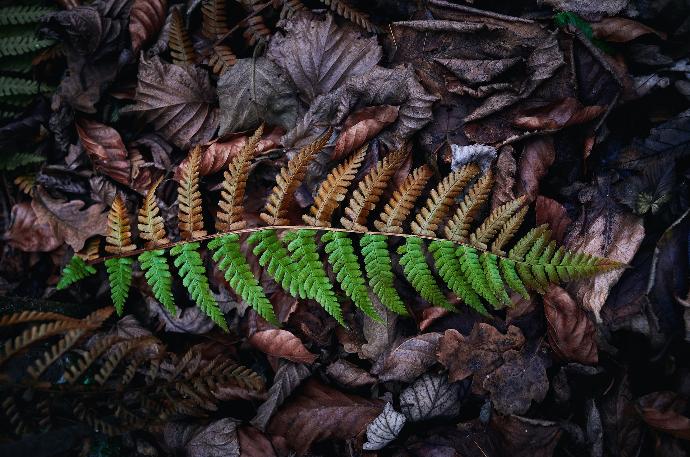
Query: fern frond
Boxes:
[
  {"xmin": 209, "ymin": 233, "xmax": 279, "ymax": 325},
  {"xmin": 261, "ymin": 129, "xmax": 332, "ymax": 226},
  {"xmin": 361, "ymin": 233, "xmax": 407, "ymax": 315},
  {"xmin": 0, "ymin": 77, "xmax": 40, "ymax": 97},
  {"xmin": 209, "ymin": 44, "xmax": 236, "ymax": 75},
  {"xmin": 78, "ymin": 238, "xmax": 101, "ymax": 262},
  {"xmin": 470, "ymin": 196, "xmax": 526, "ymax": 250},
  {"xmin": 480, "ymin": 252, "xmax": 511, "ymax": 306},
  {"xmin": 248, "ymin": 229, "xmax": 302, "ymax": 297},
  {"xmin": 284, "ymin": 229, "xmax": 344, "ymax": 325},
  {"xmin": 202, "ymin": 0, "xmax": 229, "ymax": 39},
  {"xmin": 217, "ymin": 125, "xmax": 263, "ymax": 232},
  {"xmin": 0, "ymin": 5, "xmax": 55, "ymax": 25},
  {"xmin": 341, "ymin": 148, "xmax": 407, "ymax": 231},
  {"xmin": 322, "ymin": 231, "xmax": 380, "ymax": 321},
  {"xmin": 169, "ymin": 9, "xmax": 196, "ymax": 65},
  {"xmin": 0, "ymin": 34, "xmax": 53, "ymax": 57},
  {"xmin": 178, "ymin": 146, "xmax": 207, "ymax": 240},
  {"xmin": 242, "ymin": 15, "xmax": 271, "ymax": 46},
  {"xmin": 429, "ymin": 240, "xmax": 487, "ymax": 314},
  {"xmin": 456, "ymin": 245, "xmax": 499, "ymax": 307},
  {"xmin": 171, "ymin": 242, "xmax": 227, "ymax": 330},
  {"xmin": 64, "ymin": 334, "xmax": 122, "ymax": 384},
  {"xmin": 139, "ymin": 249, "xmax": 175, "ymax": 314},
  {"xmin": 0, "ymin": 152, "xmax": 44, "ymax": 170},
  {"xmin": 27, "ymin": 329, "xmax": 86, "ymax": 380},
  {"xmin": 106, "ymin": 196, "xmax": 136, "ymax": 255},
  {"xmin": 1, "ymin": 110, "xmax": 21, "ymax": 121},
  {"xmin": 281, "ymin": 0, "xmax": 307, "ymax": 19},
  {"xmin": 0, "ymin": 310, "xmax": 80, "ymax": 326},
  {"xmin": 57, "ymin": 255, "xmax": 96, "ymax": 289},
  {"xmin": 138, "ymin": 178, "xmax": 169, "ymax": 247},
  {"xmin": 398, "ymin": 237, "xmax": 454, "ymax": 310},
  {"xmin": 13, "ymin": 174, "xmax": 36, "ymax": 195},
  {"xmin": 303, "ymin": 146, "xmax": 366, "ymax": 227},
  {"xmin": 317, "ymin": 0, "xmax": 380, "ymax": 33},
  {"xmin": 412, "ymin": 164, "xmax": 480, "ymax": 237},
  {"xmin": 444, "ymin": 171, "xmax": 493, "ymax": 242},
  {"xmin": 374, "ymin": 165, "xmax": 432, "ymax": 233},
  {"xmin": 106, "ymin": 257, "xmax": 133, "ymax": 314},
  {"xmin": 492, "ymin": 205, "xmax": 528, "ymax": 256}
]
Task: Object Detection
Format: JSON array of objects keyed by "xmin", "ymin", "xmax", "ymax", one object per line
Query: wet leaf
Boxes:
[
  {"xmin": 601, "ymin": 374, "xmax": 644, "ymax": 457},
  {"xmin": 252, "ymin": 362, "xmax": 311, "ymax": 431},
  {"xmin": 542, "ymin": 0, "xmax": 629, "ymax": 19},
  {"xmin": 513, "ymin": 97, "xmax": 605, "ymax": 131},
  {"xmin": 363, "ymin": 402, "xmax": 406, "ymax": 450},
  {"xmin": 249, "ymin": 329, "xmax": 318, "ymax": 364},
  {"xmin": 375, "ymin": 332, "xmax": 441, "ymax": 383},
  {"xmin": 483, "ymin": 350, "xmax": 549, "ymax": 415},
  {"xmin": 591, "ymin": 17, "xmax": 666, "ymax": 42},
  {"xmin": 5, "ymin": 202, "xmax": 61, "ymax": 252},
  {"xmin": 333, "ymin": 105, "xmax": 399, "ymax": 160},
  {"xmin": 326, "ymin": 359, "xmax": 376, "ymax": 388},
  {"xmin": 637, "ymin": 392, "xmax": 690, "ymax": 440},
  {"xmin": 129, "ymin": 0, "xmax": 167, "ymax": 53},
  {"xmin": 75, "ymin": 118, "xmax": 130, "ymax": 186},
  {"xmin": 535, "ymin": 196, "xmax": 572, "ymax": 243},
  {"xmin": 399, "ymin": 373, "xmax": 462, "ymax": 422},
  {"xmin": 491, "ymin": 415, "xmax": 561, "ymax": 457},
  {"xmin": 491, "ymin": 146, "xmax": 517, "ymax": 210},
  {"xmin": 516, "ymin": 137, "xmax": 555, "ymax": 203},
  {"xmin": 238, "ymin": 426, "xmax": 277, "ymax": 457},
  {"xmin": 544, "ymin": 285, "xmax": 598, "ymax": 365}
]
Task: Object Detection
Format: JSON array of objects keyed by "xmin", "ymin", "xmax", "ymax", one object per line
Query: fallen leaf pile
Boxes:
[{"xmin": 1, "ymin": 0, "xmax": 689, "ymax": 456}]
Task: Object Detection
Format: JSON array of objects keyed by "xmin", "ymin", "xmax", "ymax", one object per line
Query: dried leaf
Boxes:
[
  {"xmin": 435, "ymin": 56, "xmax": 522, "ymax": 84},
  {"xmin": 166, "ymin": 419, "xmax": 240, "ymax": 457},
  {"xmin": 491, "ymin": 146, "xmax": 516, "ymax": 210},
  {"xmin": 399, "ymin": 373, "xmax": 461, "ymax": 422},
  {"xmin": 513, "ymin": 97, "xmax": 605, "ymax": 131},
  {"xmin": 238, "ymin": 426, "xmax": 277, "ymax": 457},
  {"xmin": 542, "ymin": 0, "xmax": 629, "ymax": 19},
  {"xmin": 516, "ymin": 137, "xmax": 555, "ymax": 203},
  {"xmin": 359, "ymin": 298, "xmax": 400, "ymax": 361},
  {"xmin": 591, "ymin": 17, "xmax": 666, "ymax": 42},
  {"xmin": 544, "ymin": 285, "xmax": 598, "ymax": 365},
  {"xmin": 252, "ymin": 362, "xmax": 311, "ymax": 431},
  {"xmin": 267, "ymin": 379, "xmax": 382, "ymax": 455},
  {"xmin": 249, "ymin": 329, "xmax": 318, "ymax": 364},
  {"xmin": 332, "ymin": 105, "xmax": 399, "ymax": 160},
  {"xmin": 535, "ymin": 196, "xmax": 572, "ymax": 243},
  {"xmin": 483, "ymin": 350, "xmax": 549, "ymax": 415},
  {"xmin": 637, "ymin": 392, "xmax": 690, "ymax": 440},
  {"xmin": 129, "ymin": 0, "xmax": 167, "ymax": 53},
  {"xmin": 31, "ymin": 186, "xmax": 108, "ymax": 252},
  {"xmin": 601, "ymin": 374, "xmax": 643, "ymax": 456},
  {"xmin": 326, "ymin": 360, "xmax": 376, "ymax": 388},
  {"xmin": 375, "ymin": 332, "xmax": 441, "ymax": 383},
  {"xmin": 363, "ymin": 403, "xmax": 406, "ymax": 451},
  {"xmin": 267, "ymin": 13, "xmax": 381, "ymax": 103},
  {"xmin": 491, "ymin": 415, "xmax": 561, "ymax": 457},
  {"xmin": 5, "ymin": 202, "xmax": 61, "ymax": 252},
  {"xmin": 75, "ymin": 118, "xmax": 130, "ymax": 186},
  {"xmin": 217, "ymin": 58, "xmax": 300, "ymax": 136},
  {"xmin": 123, "ymin": 55, "xmax": 218, "ymax": 149}
]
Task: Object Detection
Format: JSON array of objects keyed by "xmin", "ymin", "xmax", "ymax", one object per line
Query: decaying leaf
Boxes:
[
  {"xmin": 252, "ymin": 362, "xmax": 311, "ymax": 431},
  {"xmin": 399, "ymin": 373, "xmax": 462, "ymax": 422},
  {"xmin": 165, "ymin": 419, "xmax": 240, "ymax": 457},
  {"xmin": 249, "ymin": 329, "xmax": 318, "ymax": 364},
  {"xmin": 535, "ymin": 196, "xmax": 572, "ymax": 243},
  {"xmin": 491, "ymin": 146, "xmax": 517, "ymax": 210},
  {"xmin": 512, "ymin": 97, "xmax": 605, "ymax": 131},
  {"xmin": 124, "ymin": 55, "xmax": 218, "ymax": 149},
  {"xmin": 542, "ymin": 0, "xmax": 629, "ymax": 19},
  {"xmin": 591, "ymin": 17, "xmax": 666, "ymax": 43},
  {"xmin": 326, "ymin": 359, "xmax": 376, "ymax": 388},
  {"xmin": 375, "ymin": 332, "xmax": 441, "ymax": 383},
  {"xmin": 237, "ymin": 426, "xmax": 277, "ymax": 457},
  {"xmin": 544, "ymin": 285, "xmax": 598, "ymax": 364},
  {"xmin": 267, "ymin": 379, "xmax": 382, "ymax": 454},
  {"xmin": 5, "ymin": 202, "xmax": 61, "ymax": 252},
  {"xmin": 363, "ymin": 402, "xmax": 406, "ymax": 451},
  {"xmin": 129, "ymin": 0, "xmax": 167, "ymax": 53},
  {"xmin": 333, "ymin": 105, "xmax": 399, "ymax": 160},
  {"xmin": 637, "ymin": 392, "xmax": 690, "ymax": 440},
  {"xmin": 491, "ymin": 415, "xmax": 562, "ymax": 457},
  {"xmin": 75, "ymin": 118, "xmax": 130, "ymax": 187},
  {"xmin": 516, "ymin": 137, "xmax": 555, "ymax": 203},
  {"xmin": 483, "ymin": 350, "xmax": 549, "ymax": 415}
]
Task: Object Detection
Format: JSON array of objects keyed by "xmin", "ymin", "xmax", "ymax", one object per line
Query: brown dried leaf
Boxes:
[
  {"xmin": 513, "ymin": 97, "xmax": 605, "ymax": 131},
  {"xmin": 75, "ymin": 118, "xmax": 130, "ymax": 186},
  {"xmin": 637, "ymin": 392, "xmax": 690, "ymax": 440},
  {"xmin": 252, "ymin": 362, "xmax": 311, "ymax": 431},
  {"xmin": 31, "ymin": 186, "xmax": 108, "ymax": 252},
  {"xmin": 376, "ymin": 332, "xmax": 441, "ymax": 383},
  {"xmin": 483, "ymin": 350, "xmax": 549, "ymax": 415},
  {"xmin": 437, "ymin": 324, "xmax": 525, "ymax": 391},
  {"xmin": 418, "ymin": 307, "xmax": 450, "ymax": 332},
  {"xmin": 535, "ymin": 196, "xmax": 572, "ymax": 243},
  {"xmin": 332, "ymin": 105, "xmax": 400, "ymax": 160},
  {"xmin": 129, "ymin": 0, "xmax": 167, "ymax": 53},
  {"xmin": 238, "ymin": 426, "xmax": 277, "ymax": 457},
  {"xmin": 491, "ymin": 145, "xmax": 516, "ymax": 211},
  {"xmin": 267, "ymin": 379, "xmax": 382, "ymax": 455},
  {"xmin": 491, "ymin": 415, "xmax": 561, "ymax": 457},
  {"xmin": 165, "ymin": 419, "xmax": 240, "ymax": 457},
  {"xmin": 543, "ymin": 285, "xmax": 598, "ymax": 365},
  {"xmin": 542, "ymin": 0, "xmax": 629, "ymax": 19},
  {"xmin": 249, "ymin": 329, "xmax": 318, "ymax": 364},
  {"xmin": 592, "ymin": 18, "xmax": 666, "ymax": 42},
  {"xmin": 326, "ymin": 360, "xmax": 376, "ymax": 388},
  {"xmin": 5, "ymin": 203, "xmax": 61, "ymax": 252},
  {"xmin": 516, "ymin": 137, "xmax": 555, "ymax": 203}
]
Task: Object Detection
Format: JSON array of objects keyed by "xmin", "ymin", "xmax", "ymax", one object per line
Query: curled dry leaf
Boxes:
[
  {"xmin": 543, "ymin": 285, "xmax": 598, "ymax": 365},
  {"xmin": 5, "ymin": 202, "xmax": 61, "ymax": 252},
  {"xmin": 363, "ymin": 403, "xmax": 406, "ymax": 451},
  {"xmin": 174, "ymin": 126, "xmax": 284, "ymax": 180},
  {"xmin": 252, "ymin": 362, "xmax": 311, "ymax": 431},
  {"xmin": 437, "ymin": 324, "xmax": 525, "ymax": 390},
  {"xmin": 535, "ymin": 196, "xmax": 572, "ymax": 243},
  {"xmin": 238, "ymin": 426, "xmax": 277, "ymax": 457},
  {"xmin": 516, "ymin": 137, "xmax": 555, "ymax": 203},
  {"xmin": 418, "ymin": 307, "xmax": 450, "ymax": 332},
  {"xmin": 375, "ymin": 332, "xmax": 441, "ymax": 383},
  {"xmin": 491, "ymin": 146, "xmax": 517, "ymax": 210},
  {"xmin": 332, "ymin": 105, "xmax": 400, "ymax": 160},
  {"xmin": 483, "ymin": 350, "xmax": 549, "ymax": 415},
  {"xmin": 75, "ymin": 118, "xmax": 130, "ymax": 186},
  {"xmin": 267, "ymin": 379, "xmax": 383, "ymax": 455},
  {"xmin": 31, "ymin": 186, "xmax": 108, "ymax": 252},
  {"xmin": 399, "ymin": 373, "xmax": 462, "ymax": 422},
  {"xmin": 637, "ymin": 392, "xmax": 690, "ymax": 440},
  {"xmin": 326, "ymin": 359, "xmax": 376, "ymax": 388},
  {"xmin": 513, "ymin": 97, "xmax": 605, "ymax": 131},
  {"xmin": 129, "ymin": 0, "xmax": 168, "ymax": 53},
  {"xmin": 491, "ymin": 414, "xmax": 562, "ymax": 457},
  {"xmin": 591, "ymin": 18, "xmax": 666, "ymax": 43},
  {"xmin": 249, "ymin": 329, "xmax": 318, "ymax": 364}
]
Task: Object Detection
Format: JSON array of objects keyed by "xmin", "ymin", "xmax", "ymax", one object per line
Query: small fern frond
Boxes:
[
  {"xmin": 261, "ymin": 129, "xmax": 332, "ymax": 225},
  {"xmin": 0, "ymin": 77, "xmax": 40, "ymax": 97},
  {"xmin": 281, "ymin": 0, "xmax": 307, "ymax": 19},
  {"xmin": 217, "ymin": 125, "xmax": 263, "ymax": 232},
  {"xmin": 341, "ymin": 148, "xmax": 407, "ymax": 231},
  {"xmin": 209, "ymin": 233, "xmax": 279, "ymax": 325},
  {"xmin": 456, "ymin": 245, "xmax": 499, "ymax": 307},
  {"xmin": 106, "ymin": 257, "xmax": 133, "ymax": 315},
  {"xmin": 248, "ymin": 229, "xmax": 302, "ymax": 297},
  {"xmin": 27, "ymin": 329, "xmax": 86, "ymax": 380},
  {"xmin": 361, "ymin": 234, "xmax": 407, "ymax": 315},
  {"xmin": 444, "ymin": 171, "xmax": 493, "ymax": 242},
  {"xmin": 169, "ymin": 9, "xmax": 196, "ymax": 65},
  {"xmin": 201, "ymin": 0, "xmax": 229, "ymax": 39},
  {"xmin": 398, "ymin": 237, "xmax": 454, "ymax": 311},
  {"xmin": 509, "ymin": 225, "xmax": 550, "ymax": 261},
  {"xmin": 0, "ymin": 5, "xmax": 55, "ymax": 25},
  {"xmin": 480, "ymin": 252, "xmax": 511, "ymax": 306},
  {"xmin": 171, "ymin": 242, "xmax": 227, "ymax": 330},
  {"xmin": 317, "ymin": 0, "xmax": 380, "ymax": 33},
  {"xmin": 284, "ymin": 229, "xmax": 344, "ymax": 325},
  {"xmin": 303, "ymin": 146, "xmax": 366, "ymax": 227},
  {"xmin": 412, "ymin": 164, "xmax": 480, "ymax": 237},
  {"xmin": 106, "ymin": 196, "xmax": 136, "ymax": 255},
  {"xmin": 492, "ymin": 206, "xmax": 528, "ymax": 256},
  {"xmin": 178, "ymin": 146, "xmax": 206, "ymax": 240},
  {"xmin": 374, "ymin": 165, "xmax": 432, "ymax": 233},
  {"xmin": 209, "ymin": 44, "xmax": 236, "ymax": 75},
  {"xmin": 138, "ymin": 178, "xmax": 169, "ymax": 247},
  {"xmin": 0, "ymin": 152, "xmax": 44, "ymax": 171},
  {"xmin": 470, "ymin": 196, "xmax": 526, "ymax": 250},
  {"xmin": 322, "ymin": 231, "xmax": 380, "ymax": 321},
  {"xmin": 0, "ymin": 34, "xmax": 53, "ymax": 57},
  {"xmin": 57, "ymin": 256, "xmax": 97, "ymax": 290},
  {"xmin": 429, "ymin": 240, "xmax": 487, "ymax": 314},
  {"xmin": 139, "ymin": 249, "xmax": 175, "ymax": 314}
]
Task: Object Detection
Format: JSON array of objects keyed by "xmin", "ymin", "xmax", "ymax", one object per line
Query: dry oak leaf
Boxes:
[
  {"xmin": 513, "ymin": 97, "xmax": 605, "ymax": 131},
  {"xmin": 123, "ymin": 55, "xmax": 218, "ymax": 149},
  {"xmin": 637, "ymin": 391, "xmax": 690, "ymax": 440},
  {"xmin": 375, "ymin": 332, "xmax": 442, "ymax": 383},
  {"xmin": 76, "ymin": 118, "xmax": 131, "ymax": 187},
  {"xmin": 249, "ymin": 329, "xmax": 318, "ymax": 364},
  {"xmin": 483, "ymin": 350, "xmax": 549, "ymax": 415},
  {"xmin": 516, "ymin": 137, "xmax": 555, "ymax": 203},
  {"xmin": 591, "ymin": 17, "xmax": 667, "ymax": 43},
  {"xmin": 5, "ymin": 202, "xmax": 61, "ymax": 252},
  {"xmin": 543, "ymin": 285, "xmax": 598, "ymax": 365},
  {"xmin": 251, "ymin": 362, "xmax": 311, "ymax": 431},
  {"xmin": 129, "ymin": 0, "xmax": 167, "ymax": 53},
  {"xmin": 31, "ymin": 186, "xmax": 108, "ymax": 252},
  {"xmin": 326, "ymin": 359, "xmax": 377, "ymax": 388},
  {"xmin": 267, "ymin": 12, "xmax": 382, "ymax": 103},
  {"xmin": 535, "ymin": 195, "xmax": 572, "ymax": 243},
  {"xmin": 437, "ymin": 324, "xmax": 525, "ymax": 391},
  {"xmin": 332, "ymin": 105, "xmax": 400, "ymax": 160},
  {"xmin": 267, "ymin": 379, "xmax": 383, "ymax": 455},
  {"xmin": 173, "ymin": 126, "xmax": 284, "ymax": 180}
]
